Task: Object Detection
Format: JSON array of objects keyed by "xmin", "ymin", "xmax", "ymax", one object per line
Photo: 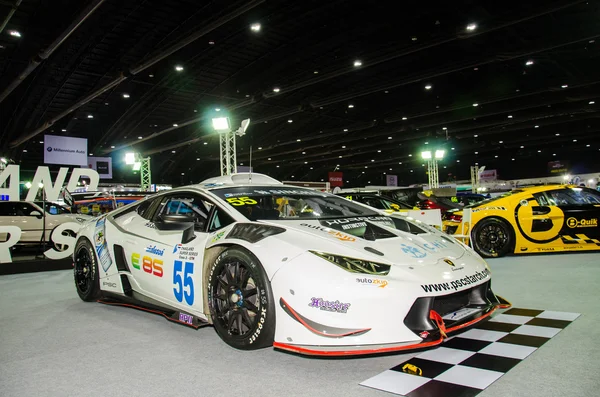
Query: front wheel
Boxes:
[
  {"xmin": 472, "ymin": 218, "xmax": 514, "ymax": 258},
  {"xmin": 73, "ymin": 238, "xmax": 101, "ymax": 301},
  {"xmin": 207, "ymin": 247, "xmax": 275, "ymax": 350}
]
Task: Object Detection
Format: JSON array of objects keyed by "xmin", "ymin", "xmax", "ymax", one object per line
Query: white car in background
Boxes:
[
  {"xmin": 72, "ymin": 173, "xmax": 509, "ymax": 356},
  {"xmin": 0, "ymin": 201, "xmax": 91, "ymax": 250}
]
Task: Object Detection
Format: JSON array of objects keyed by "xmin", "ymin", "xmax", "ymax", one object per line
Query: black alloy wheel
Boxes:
[
  {"xmin": 473, "ymin": 218, "xmax": 513, "ymax": 258},
  {"xmin": 73, "ymin": 239, "xmax": 101, "ymax": 301},
  {"xmin": 208, "ymin": 247, "xmax": 275, "ymax": 350}
]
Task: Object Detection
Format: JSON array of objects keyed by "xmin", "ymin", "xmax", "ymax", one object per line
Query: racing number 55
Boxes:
[
  {"xmin": 226, "ymin": 197, "xmax": 257, "ymax": 206},
  {"xmin": 173, "ymin": 260, "xmax": 194, "ymax": 305}
]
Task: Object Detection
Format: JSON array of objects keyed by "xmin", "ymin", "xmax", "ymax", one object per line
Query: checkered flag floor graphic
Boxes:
[{"xmin": 360, "ymin": 308, "xmax": 580, "ymax": 397}]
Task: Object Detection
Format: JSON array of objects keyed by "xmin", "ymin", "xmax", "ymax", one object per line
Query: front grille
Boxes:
[
  {"xmin": 403, "ymin": 282, "xmax": 490, "ymax": 333},
  {"xmin": 432, "ymin": 289, "xmax": 470, "ymax": 316}
]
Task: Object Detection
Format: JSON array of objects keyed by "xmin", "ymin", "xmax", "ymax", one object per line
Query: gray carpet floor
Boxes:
[{"xmin": 1, "ymin": 253, "xmax": 599, "ymax": 397}]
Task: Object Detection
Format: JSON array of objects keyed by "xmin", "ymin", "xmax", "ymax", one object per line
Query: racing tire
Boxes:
[
  {"xmin": 73, "ymin": 238, "xmax": 101, "ymax": 301},
  {"xmin": 207, "ymin": 247, "xmax": 275, "ymax": 350},
  {"xmin": 472, "ymin": 218, "xmax": 514, "ymax": 258}
]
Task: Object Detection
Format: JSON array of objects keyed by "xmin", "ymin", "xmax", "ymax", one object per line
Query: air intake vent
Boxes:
[{"xmin": 113, "ymin": 245, "xmax": 129, "ymax": 272}]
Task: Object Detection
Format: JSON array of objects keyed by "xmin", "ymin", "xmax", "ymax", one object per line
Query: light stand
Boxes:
[
  {"xmin": 37, "ymin": 183, "xmax": 47, "ymax": 258},
  {"xmin": 126, "ymin": 153, "xmax": 152, "ymax": 191},
  {"xmin": 421, "ymin": 150, "xmax": 445, "ymax": 188},
  {"xmin": 213, "ymin": 117, "xmax": 250, "ymax": 176}
]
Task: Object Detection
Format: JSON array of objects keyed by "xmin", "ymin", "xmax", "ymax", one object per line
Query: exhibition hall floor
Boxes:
[{"xmin": 1, "ymin": 253, "xmax": 598, "ymax": 397}]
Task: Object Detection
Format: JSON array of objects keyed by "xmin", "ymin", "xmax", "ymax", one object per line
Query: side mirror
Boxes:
[
  {"xmin": 30, "ymin": 210, "xmax": 43, "ymax": 219},
  {"xmin": 154, "ymin": 214, "xmax": 196, "ymax": 244}
]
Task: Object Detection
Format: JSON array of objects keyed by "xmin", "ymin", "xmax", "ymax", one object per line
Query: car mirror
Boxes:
[
  {"xmin": 154, "ymin": 214, "xmax": 196, "ymax": 244},
  {"xmin": 29, "ymin": 210, "xmax": 43, "ymax": 218}
]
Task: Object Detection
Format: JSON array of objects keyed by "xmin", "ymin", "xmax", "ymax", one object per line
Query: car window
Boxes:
[
  {"xmin": 154, "ymin": 194, "xmax": 214, "ymax": 231},
  {"xmin": 136, "ymin": 198, "xmax": 158, "ymax": 220},
  {"xmin": 577, "ymin": 188, "xmax": 600, "ymax": 204},
  {"xmin": 7, "ymin": 203, "xmax": 36, "ymax": 216},
  {"xmin": 544, "ymin": 189, "xmax": 586, "ymax": 206},
  {"xmin": 208, "ymin": 207, "xmax": 235, "ymax": 232}
]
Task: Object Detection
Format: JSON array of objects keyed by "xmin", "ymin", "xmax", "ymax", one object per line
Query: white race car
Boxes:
[{"xmin": 73, "ymin": 173, "xmax": 510, "ymax": 356}]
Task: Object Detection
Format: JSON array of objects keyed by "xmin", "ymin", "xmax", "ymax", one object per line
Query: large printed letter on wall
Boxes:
[
  {"xmin": 67, "ymin": 168, "xmax": 99, "ymax": 193},
  {"xmin": 0, "ymin": 165, "xmax": 20, "ymax": 201},
  {"xmin": 0, "ymin": 226, "xmax": 22, "ymax": 263},
  {"xmin": 25, "ymin": 167, "xmax": 69, "ymax": 202}
]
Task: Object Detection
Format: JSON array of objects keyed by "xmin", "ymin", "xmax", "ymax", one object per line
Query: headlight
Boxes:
[{"xmin": 310, "ymin": 250, "xmax": 391, "ymax": 275}]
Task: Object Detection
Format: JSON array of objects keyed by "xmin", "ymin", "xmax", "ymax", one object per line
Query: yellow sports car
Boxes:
[{"xmin": 443, "ymin": 185, "xmax": 600, "ymax": 257}]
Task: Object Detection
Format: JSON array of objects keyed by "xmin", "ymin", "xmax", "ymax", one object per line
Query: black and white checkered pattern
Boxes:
[{"xmin": 361, "ymin": 308, "xmax": 580, "ymax": 397}]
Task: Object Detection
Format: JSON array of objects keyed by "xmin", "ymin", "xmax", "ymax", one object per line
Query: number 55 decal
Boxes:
[{"xmin": 173, "ymin": 260, "xmax": 194, "ymax": 305}]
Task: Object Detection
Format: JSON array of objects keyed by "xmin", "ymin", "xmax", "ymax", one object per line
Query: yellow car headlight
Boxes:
[{"xmin": 310, "ymin": 250, "xmax": 391, "ymax": 275}]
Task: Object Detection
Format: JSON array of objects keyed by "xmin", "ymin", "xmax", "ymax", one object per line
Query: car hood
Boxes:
[{"xmin": 268, "ymin": 216, "xmax": 468, "ymax": 266}]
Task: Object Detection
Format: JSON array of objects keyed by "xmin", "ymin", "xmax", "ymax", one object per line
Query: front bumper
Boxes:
[{"xmin": 274, "ymin": 282, "xmax": 510, "ymax": 356}]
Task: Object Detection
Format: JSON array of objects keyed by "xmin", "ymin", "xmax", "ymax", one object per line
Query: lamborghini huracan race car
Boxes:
[
  {"xmin": 73, "ymin": 173, "xmax": 509, "ymax": 356},
  {"xmin": 443, "ymin": 185, "xmax": 600, "ymax": 257}
]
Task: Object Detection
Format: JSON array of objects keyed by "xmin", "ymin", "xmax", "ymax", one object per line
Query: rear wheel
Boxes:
[
  {"xmin": 207, "ymin": 247, "xmax": 275, "ymax": 350},
  {"xmin": 73, "ymin": 239, "xmax": 101, "ymax": 301},
  {"xmin": 472, "ymin": 218, "xmax": 513, "ymax": 258}
]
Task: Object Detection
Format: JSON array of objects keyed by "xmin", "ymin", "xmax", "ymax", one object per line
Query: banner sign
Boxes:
[
  {"xmin": 548, "ymin": 160, "xmax": 569, "ymax": 175},
  {"xmin": 328, "ymin": 172, "xmax": 343, "ymax": 187},
  {"xmin": 386, "ymin": 174, "xmax": 398, "ymax": 186},
  {"xmin": 44, "ymin": 135, "xmax": 88, "ymax": 166},
  {"xmin": 87, "ymin": 156, "xmax": 113, "ymax": 179},
  {"xmin": 479, "ymin": 169, "xmax": 497, "ymax": 181}
]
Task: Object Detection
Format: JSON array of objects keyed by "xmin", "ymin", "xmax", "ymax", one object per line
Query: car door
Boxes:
[
  {"xmin": 123, "ymin": 191, "xmax": 214, "ymax": 312},
  {"xmin": 9, "ymin": 202, "xmax": 44, "ymax": 243},
  {"xmin": 550, "ymin": 188, "xmax": 600, "ymax": 242},
  {"xmin": 528, "ymin": 188, "xmax": 599, "ymax": 246}
]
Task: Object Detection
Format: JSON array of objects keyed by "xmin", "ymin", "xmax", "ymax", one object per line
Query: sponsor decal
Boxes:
[
  {"xmin": 144, "ymin": 222, "xmax": 156, "ymax": 229},
  {"xmin": 537, "ymin": 247, "xmax": 555, "ymax": 252},
  {"xmin": 145, "ymin": 245, "xmax": 165, "ymax": 256},
  {"xmin": 172, "ymin": 245, "xmax": 199, "ymax": 260},
  {"xmin": 94, "ymin": 217, "xmax": 112, "ymax": 272},
  {"xmin": 419, "ymin": 331, "xmax": 430, "ymax": 339},
  {"xmin": 131, "ymin": 253, "xmax": 163, "ymax": 277},
  {"xmin": 564, "ymin": 245, "xmax": 584, "ymax": 250},
  {"xmin": 566, "ymin": 217, "xmax": 597, "ymax": 228},
  {"xmin": 421, "ymin": 239, "xmax": 451, "ymax": 252},
  {"xmin": 308, "ymin": 297, "xmax": 351, "ymax": 313},
  {"xmin": 472, "ymin": 206, "xmax": 507, "ymax": 213},
  {"xmin": 402, "ymin": 364, "xmax": 422, "ymax": 376},
  {"xmin": 102, "ymin": 281, "xmax": 117, "ymax": 288},
  {"xmin": 210, "ymin": 230, "xmax": 226, "ymax": 243},
  {"xmin": 300, "ymin": 223, "xmax": 356, "ymax": 242},
  {"xmin": 421, "ymin": 269, "xmax": 490, "ymax": 292},
  {"xmin": 179, "ymin": 313, "xmax": 193, "ymax": 325},
  {"xmin": 356, "ymin": 277, "xmax": 388, "ymax": 288},
  {"xmin": 400, "ymin": 243, "xmax": 427, "ymax": 258},
  {"xmin": 442, "ymin": 307, "xmax": 482, "ymax": 321},
  {"xmin": 342, "ymin": 222, "xmax": 367, "ymax": 230},
  {"xmin": 322, "ymin": 216, "xmax": 393, "ymax": 226},
  {"xmin": 252, "ymin": 189, "xmax": 324, "ymax": 196}
]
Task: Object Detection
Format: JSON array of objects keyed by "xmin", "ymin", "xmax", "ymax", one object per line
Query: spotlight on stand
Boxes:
[
  {"xmin": 212, "ymin": 117, "xmax": 251, "ymax": 176},
  {"xmin": 421, "ymin": 149, "xmax": 444, "ymax": 188},
  {"xmin": 124, "ymin": 152, "xmax": 151, "ymax": 190}
]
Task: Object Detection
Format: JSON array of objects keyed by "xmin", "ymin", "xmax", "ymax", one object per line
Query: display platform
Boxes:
[{"xmin": 361, "ymin": 308, "xmax": 580, "ymax": 396}]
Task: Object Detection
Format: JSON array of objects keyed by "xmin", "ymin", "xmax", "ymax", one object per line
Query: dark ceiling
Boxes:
[{"xmin": 1, "ymin": 0, "xmax": 599, "ymax": 187}]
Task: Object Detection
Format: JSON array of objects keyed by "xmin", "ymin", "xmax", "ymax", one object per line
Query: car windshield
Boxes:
[
  {"xmin": 212, "ymin": 186, "xmax": 379, "ymax": 221},
  {"xmin": 35, "ymin": 201, "xmax": 71, "ymax": 215}
]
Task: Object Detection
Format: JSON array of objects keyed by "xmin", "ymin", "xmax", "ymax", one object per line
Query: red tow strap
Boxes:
[{"xmin": 430, "ymin": 310, "xmax": 448, "ymax": 339}]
